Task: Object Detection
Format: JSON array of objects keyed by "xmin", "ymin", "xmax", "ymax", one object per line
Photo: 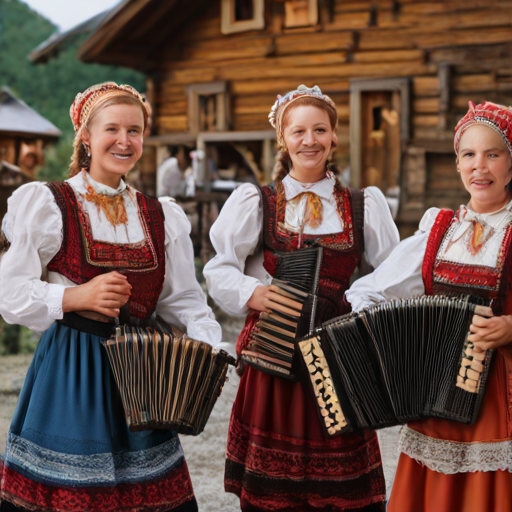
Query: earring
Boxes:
[{"xmin": 83, "ymin": 143, "xmax": 91, "ymax": 158}]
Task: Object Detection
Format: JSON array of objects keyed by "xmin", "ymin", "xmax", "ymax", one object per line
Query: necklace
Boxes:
[{"xmin": 82, "ymin": 171, "xmax": 129, "ymax": 228}]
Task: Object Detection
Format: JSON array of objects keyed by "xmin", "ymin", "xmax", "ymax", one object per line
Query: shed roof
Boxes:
[
  {"xmin": 0, "ymin": 87, "xmax": 61, "ymax": 140},
  {"xmin": 28, "ymin": 0, "xmax": 206, "ymax": 71}
]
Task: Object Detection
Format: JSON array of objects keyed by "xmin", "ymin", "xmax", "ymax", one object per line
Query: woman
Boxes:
[
  {"xmin": 0, "ymin": 82, "xmax": 224, "ymax": 512},
  {"xmin": 346, "ymin": 101, "xmax": 512, "ymax": 512},
  {"xmin": 204, "ymin": 85, "xmax": 400, "ymax": 511}
]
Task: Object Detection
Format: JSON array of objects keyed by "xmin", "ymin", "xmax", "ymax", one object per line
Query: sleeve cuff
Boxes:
[
  {"xmin": 45, "ymin": 283, "xmax": 66, "ymax": 320},
  {"xmin": 238, "ymin": 278, "xmax": 263, "ymax": 313}
]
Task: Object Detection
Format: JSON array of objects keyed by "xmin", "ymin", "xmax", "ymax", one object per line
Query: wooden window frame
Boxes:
[
  {"xmin": 221, "ymin": 0, "xmax": 265, "ymax": 35},
  {"xmin": 187, "ymin": 81, "xmax": 230, "ymax": 136},
  {"xmin": 349, "ymin": 77, "xmax": 410, "ymax": 188},
  {"xmin": 284, "ymin": 0, "xmax": 318, "ymax": 28}
]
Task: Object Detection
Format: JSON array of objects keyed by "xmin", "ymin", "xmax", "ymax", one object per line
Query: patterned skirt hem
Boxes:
[{"xmin": 0, "ymin": 459, "xmax": 196, "ymax": 512}]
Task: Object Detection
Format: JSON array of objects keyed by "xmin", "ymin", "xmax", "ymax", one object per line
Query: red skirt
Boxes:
[
  {"xmin": 388, "ymin": 347, "xmax": 512, "ymax": 512},
  {"xmin": 225, "ymin": 363, "xmax": 386, "ymax": 512}
]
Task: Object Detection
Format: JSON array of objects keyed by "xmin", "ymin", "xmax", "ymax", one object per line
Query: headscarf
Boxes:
[{"xmin": 454, "ymin": 101, "xmax": 512, "ymax": 157}]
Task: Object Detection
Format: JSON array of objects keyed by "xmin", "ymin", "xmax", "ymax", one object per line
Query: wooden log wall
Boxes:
[{"xmin": 152, "ymin": 0, "xmax": 512, "ymax": 231}]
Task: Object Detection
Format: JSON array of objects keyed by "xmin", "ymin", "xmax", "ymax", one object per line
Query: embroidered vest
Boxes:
[
  {"xmin": 46, "ymin": 182, "xmax": 166, "ymax": 320},
  {"xmin": 422, "ymin": 209, "xmax": 512, "ymax": 315},
  {"xmin": 261, "ymin": 180, "xmax": 364, "ymax": 323}
]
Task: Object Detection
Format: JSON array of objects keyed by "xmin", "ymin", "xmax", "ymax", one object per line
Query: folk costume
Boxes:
[
  {"xmin": 0, "ymin": 83, "xmax": 224, "ymax": 512},
  {"xmin": 204, "ymin": 85, "xmax": 400, "ymax": 512},
  {"xmin": 347, "ymin": 102, "xmax": 512, "ymax": 512}
]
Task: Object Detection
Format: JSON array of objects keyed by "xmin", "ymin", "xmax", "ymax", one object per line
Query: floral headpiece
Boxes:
[
  {"xmin": 454, "ymin": 101, "xmax": 512, "ymax": 157},
  {"xmin": 70, "ymin": 82, "xmax": 147, "ymax": 133},
  {"xmin": 269, "ymin": 84, "xmax": 337, "ymax": 149}
]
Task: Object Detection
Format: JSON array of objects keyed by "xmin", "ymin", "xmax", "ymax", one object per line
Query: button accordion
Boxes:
[
  {"xmin": 102, "ymin": 326, "xmax": 236, "ymax": 435},
  {"xmin": 299, "ymin": 296, "xmax": 494, "ymax": 436},
  {"xmin": 241, "ymin": 246, "xmax": 323, "ymax": 381}
]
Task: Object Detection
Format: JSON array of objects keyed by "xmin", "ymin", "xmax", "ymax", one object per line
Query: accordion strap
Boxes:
[{"xmin": 350, "ymin": 188, "xmax": 370, "ymax": 274}]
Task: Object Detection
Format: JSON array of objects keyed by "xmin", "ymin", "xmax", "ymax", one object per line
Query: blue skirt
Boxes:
[{"xmin": 0, "ymin": 323, "xmax": 198, "ymax": 512}]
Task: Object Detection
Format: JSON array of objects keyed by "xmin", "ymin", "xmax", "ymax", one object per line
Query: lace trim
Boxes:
[
  {"xmin": 5, "ymin": 433, "xmax": 184, "ymax": 486},
  {"xmin": 398, "ymin": 426, "xmax": 512, "ymax": 474}
]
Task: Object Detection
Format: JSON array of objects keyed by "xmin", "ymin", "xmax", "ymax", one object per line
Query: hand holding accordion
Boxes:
[
  {"xmin": 102, "ymin": 325, "xmax": 236, "ymax": 435},
  {"xmin": 299, "ymin": 296, "xmax": 494, "ymax": 436},
  {"xmin": 241, "ymin": 247, "xmax": 323, "ymax": 381}
]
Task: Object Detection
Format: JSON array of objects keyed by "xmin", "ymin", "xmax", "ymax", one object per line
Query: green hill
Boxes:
[{"xmin": 0, "ymin": 0, "xmax": 145, "ymax": 180}]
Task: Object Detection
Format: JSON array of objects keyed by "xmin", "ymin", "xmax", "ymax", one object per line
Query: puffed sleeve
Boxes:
[
  {"xmin": 203, "ymin": 183, "xmax": 263, "ymax": 317},
  {"xmin": 155, "ymin": 199, "xmax": 228, "ymax": 353},
  {"xmin": 0, "ymin": 182, "xmax": 65, "ymax": 331},
  {"xmin": 346, "ymin": 207, "xmax": 440, "ymax": 312},
  {"xmin": 363, "ymin": 186, "xmax": 400, "ymax": 268}
]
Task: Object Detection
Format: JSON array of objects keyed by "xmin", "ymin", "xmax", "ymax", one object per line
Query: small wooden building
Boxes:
[
  {"xmin": 0, "ymin": 87, "xmax": 61, "ymax": 178},
  {"xmin": 0, "ymin": 87, "xmax": 61, "ymax": 225},
  {"xmin": 31, "ymin": 0, "xmax": 512, "ymax": 236}
]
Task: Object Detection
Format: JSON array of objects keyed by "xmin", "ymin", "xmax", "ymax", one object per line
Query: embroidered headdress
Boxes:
[
  {"xmin": 269, "ymin": 84, "xmax": 337, "ymax": 149},
  {"xmin": 454, "ymin": 101, "xmax": 512, "ymax": 157},
  {"xmin": 70, "ymin": 82, "xmax": 147, "ymax": 133}
]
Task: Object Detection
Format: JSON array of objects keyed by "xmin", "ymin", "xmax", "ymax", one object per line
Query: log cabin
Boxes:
[{"xmin": 30, "ymin": 0, "xmax": 512, "ymax": 236}]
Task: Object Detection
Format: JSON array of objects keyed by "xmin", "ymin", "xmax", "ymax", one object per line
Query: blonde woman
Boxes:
[{"xmin": 0, "ymin": 82, "xmax": 223, "ymax": 512}]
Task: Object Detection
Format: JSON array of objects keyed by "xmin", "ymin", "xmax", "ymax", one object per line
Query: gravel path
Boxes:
[{"xmin": 0, "ymin": 319, "xmax": 399, "ymax": 510}]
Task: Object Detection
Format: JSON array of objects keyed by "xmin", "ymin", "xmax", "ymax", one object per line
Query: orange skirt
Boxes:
[{"xmin": 388, "ymin": 348, "xmax": 512, "ymax": 512}]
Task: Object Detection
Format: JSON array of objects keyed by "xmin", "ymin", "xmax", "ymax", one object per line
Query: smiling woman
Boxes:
[
  {"xmin": 0, "ymin": 82, "xmax": 225, "ymax": 512},
  {"xmin": 204, "ymin": 85, "xmax": 400, "ymax": 512}
]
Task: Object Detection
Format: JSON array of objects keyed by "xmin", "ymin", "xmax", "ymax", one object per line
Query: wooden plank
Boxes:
[
  {"xmin": 233, "ymin": 113, "xmax": 272, "ymax": 131},
  {"xmin": 352, "ymin": 49, "xmax": 424, "ymax": 63},
  {"xmin": 219, "ymin": 60, "xmax": 433, "ymax": 81},
  {"xmin": 413, "ymin": 115, "xmax": 439, "ymax": 128},
  {"xmin": 413, "ymin": 97, "xmax": 440, "ymax": 114},
  {"xmin": 358, "ymin": 30, "xmax": 416, "ymax": 50},
  {"xmin": 413, "ymin": 76, "xmax": 439, "ymax": 97},
  {"xmin": 156, "ymin": 115, "xmax": 188, "ymax": 133},
  {"xmin": 326, "ymin": 11, "xmax": 370, "ymax": 30},
  {"xmin": 453, "ymin": 74, "xmax": 495, "ymax": 93},
  {"xmin": 164, "ymin": 67, "xmax": 218, "ymax": 85},
  {"xmin": 452, "ymin": 94, "xmax": 490, "ymax": 110},
  {"xmin": 413, "ymin": 27, "xmax": 512, "ymax": 49},
  {"xmin": 230, "ymin": 78, "xmax": 350, "ymax": 95},
  {"xmin": 162, "ymin": 51, "xmax": 348, "ymax": 71},
  {"xmin": 275, "ymin": 31, "xmax": 354, "ymax": 54},
  {"xmin": 158, "ymin": 100, "xmax": 188, "ymax": 116},
  {"xmin": 430, "ymin": 43, "xmax": 512, "ymax": 68}
]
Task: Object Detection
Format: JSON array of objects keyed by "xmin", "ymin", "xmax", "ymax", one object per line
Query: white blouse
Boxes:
[
  {"xmin": 346, "ymin": 200, "xmax": 512, "ymax": 312},
  {"xmin": 203, "ymin": 174, "xmax": 400, "ymax": 317},
  {"xmin": 0, "ymin": 173, "xmax": 226, "ymax": 353}
]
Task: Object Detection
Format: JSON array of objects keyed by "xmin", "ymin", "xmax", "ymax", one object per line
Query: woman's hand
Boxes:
[
  {"xmin": 63, "ymin": 272, "xmax": 132, "ymax": 318},
  {"xmin": 468, "ymin": 314, "xmax": 512, "ymax": 350},
  {"xmin": 247, "ymin": 285, "xmax": 303, "ymax": 317}
]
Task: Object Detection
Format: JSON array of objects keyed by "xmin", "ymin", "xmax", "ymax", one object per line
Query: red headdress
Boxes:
[
  {"xmin": 454, "ymin": 101, "xmax": 512, "ymax": 157},
  {"xmin": 70, "ymin": 82, "xmax": 147, "ymax": 133}
]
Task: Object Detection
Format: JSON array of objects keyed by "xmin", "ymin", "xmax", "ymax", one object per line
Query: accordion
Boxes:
[
  {"xmin": 102, "ymin": 325, "xmax": 236, "ymax": 435},
  {"xmin": 299, "ymin": 296, "xmax": 494, "ymax": 436},
  {"xmin": 241, "ymin": 246, "xmax": 323, "ymax": 381}
]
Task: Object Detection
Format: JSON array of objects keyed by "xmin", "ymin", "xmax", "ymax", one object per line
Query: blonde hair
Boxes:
[
  {"xmin": 69, "ymin": 92, "xmax": 147, "ymax": 178},
  {"xmin": 272, "ymin": 96, "xmax": 338, "ymax": 182}
]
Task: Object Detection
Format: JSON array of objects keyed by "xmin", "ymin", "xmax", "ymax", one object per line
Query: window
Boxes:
[
  {"xmin": 187, "ymin": 82, "xmax": 230, "ymax": 136},
  {"xmin": 221, "ymin": 0, "xmax": 265, "ymax": 34},
  {"xmin": 284, "ymin": 0, "xmax": 318, "ymax": 28}
]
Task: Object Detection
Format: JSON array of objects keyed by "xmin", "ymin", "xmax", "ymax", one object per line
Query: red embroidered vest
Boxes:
[
  {"xmin": 422, "ymin": 209, "xmax": 512, "ymax": 315},
  {"xmin": 46, "ymin": 182, "xmax": 166, "ymax": 320},
  {"xmin": 261, "ymin": 180, "xmax": 364, "ymax": 323}
]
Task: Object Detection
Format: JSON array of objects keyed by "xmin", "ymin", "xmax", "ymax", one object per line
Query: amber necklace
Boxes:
[{"xmin": 82, "ymin": 170, "xmax": 129, "ymax": 228}]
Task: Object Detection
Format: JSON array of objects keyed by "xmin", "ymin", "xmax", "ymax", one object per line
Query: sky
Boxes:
[{"xmin": 21, "ymin": 0, "xmax": 122, "ymax": 31}]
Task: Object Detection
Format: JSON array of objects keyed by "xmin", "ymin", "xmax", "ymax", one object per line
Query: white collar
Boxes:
[
  {"xmin": 68, "ymin": 170, "xmax": 128, "ymax": 196},
  {"xmin": 282, "ymin": 172, "xmax": 335, "ymax": 201},
  {"xmin": 459, "ymin": 198, "xmax": 512, "ymax": 221}
]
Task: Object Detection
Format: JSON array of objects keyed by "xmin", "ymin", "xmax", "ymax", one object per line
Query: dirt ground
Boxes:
[{"xmin": 0, "ymin": 318, "xmax": 399, "ymax": 511}]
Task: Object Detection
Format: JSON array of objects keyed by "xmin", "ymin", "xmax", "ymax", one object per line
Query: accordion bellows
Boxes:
[
  {"xmin": 300, "ymin": 296, "xmax": 493, "ymax": 436},
  {"xmin": 241, "ymin": 247, "xmax": 323, "ymax": 381},
  {"xmin": 102, "ymin": 326, "xmax": 235, "ymax": 435}
]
